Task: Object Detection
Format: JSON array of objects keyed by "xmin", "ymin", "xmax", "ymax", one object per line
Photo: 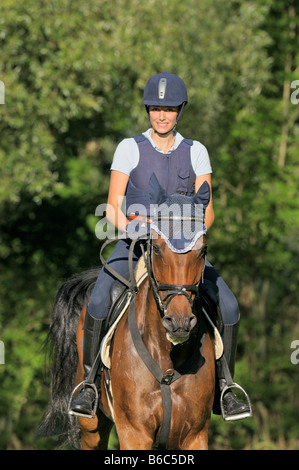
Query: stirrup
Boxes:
[
  {"xmin": 67, "ymin": 381, "xmax": 99, "ymax": 419},
  {"xmin": 220, "ymin": 382, "xmax": 253, "ymax": 422}
]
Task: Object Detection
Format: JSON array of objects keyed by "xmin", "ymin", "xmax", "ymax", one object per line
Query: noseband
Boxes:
[{"xmin": 146, "ymin": 238, "xmax": 206, "ymax": 318}]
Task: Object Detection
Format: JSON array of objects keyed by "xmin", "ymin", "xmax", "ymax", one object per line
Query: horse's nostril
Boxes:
[
  {"xmin": 189, "ymin": 315, "xmax": 197, "ymax": 330},
  {"xmin": 162, "ymin": 316, "xmax": 175, "ymax": 332},
  {"xmin": 162, "ymin": 314, "xmax": 197, "ymax": 333}
]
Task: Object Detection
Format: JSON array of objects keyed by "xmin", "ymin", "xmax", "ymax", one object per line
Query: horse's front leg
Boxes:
[
  {"xmin": 115, "ymin": 414, "xmax": 154, "ymax": 450},
  {"xmin": 179, "ymin": 419, "xmax": 210, "ymax": 450},
  {"xmin": 79, "ymin": 411, "xmax": 113, "ymax": 450},
  {"xmin": 118, "ymin": 431, "xmax": 154, "ymax": 450},
  {"xmin": 79, "ymin": 415, "xmax": 100, "ymax": 450}
]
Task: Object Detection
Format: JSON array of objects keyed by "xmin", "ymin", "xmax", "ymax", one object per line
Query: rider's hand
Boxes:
[{"xmin": 125, "ymin": 216, "xmax": 152, "ymax": 239}]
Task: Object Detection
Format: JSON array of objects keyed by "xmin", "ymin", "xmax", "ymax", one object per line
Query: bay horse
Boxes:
[{"xmin": 38, "ymin": 181, "xmax": 217, "ymax": 450}]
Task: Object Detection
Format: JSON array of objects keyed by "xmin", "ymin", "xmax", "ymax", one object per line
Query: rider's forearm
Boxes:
[{"xmin": 106, "ymin": 202, "xmax": 129, "ymax": 232}]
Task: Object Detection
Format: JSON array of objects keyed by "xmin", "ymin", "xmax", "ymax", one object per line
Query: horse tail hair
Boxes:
[{"xmin": 37, "ymin": 267, "xmax": 100, "ymax": 449}]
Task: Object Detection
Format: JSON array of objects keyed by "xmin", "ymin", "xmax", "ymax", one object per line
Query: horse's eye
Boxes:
[
  {"xmin": 200, "ymin": 245, "xmax": 207, "ymax": 258},
  {"xmin": 152, "ymin": 244, "xmax": 161, "ymax": 256}
]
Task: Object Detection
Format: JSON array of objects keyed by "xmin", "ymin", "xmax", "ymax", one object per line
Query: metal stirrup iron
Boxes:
[
  {"xmin": 68, "ymin": 381, "xmax": 99, "ymax": 419},
  {"xmin": 219, "ymin": 356, "xmax": 252, "ymax": 422}
]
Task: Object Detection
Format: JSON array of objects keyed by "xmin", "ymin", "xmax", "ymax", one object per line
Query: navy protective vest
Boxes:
[{"xmin": 125, "ymin": 134, "xmax": 196, "ymax": 216}]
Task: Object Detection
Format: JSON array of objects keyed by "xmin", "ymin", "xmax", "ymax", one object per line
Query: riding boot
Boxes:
[
  {"xmin": 215, "ymin": 322, "xmax": 252, "ymax": 421},
  {"xmin": 70, "ymin": 310, "xmax": 106, "ymax": 416}
]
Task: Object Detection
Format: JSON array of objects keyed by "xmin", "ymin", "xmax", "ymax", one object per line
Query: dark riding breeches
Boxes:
[{"xmin": 88, "ymin": 239, "xmax": 239, "ymax": 325}]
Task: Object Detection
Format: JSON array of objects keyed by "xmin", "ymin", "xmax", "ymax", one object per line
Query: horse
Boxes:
[{"xmin": 38, "ymin": 180, "xmax": 217, "ymax": 450}]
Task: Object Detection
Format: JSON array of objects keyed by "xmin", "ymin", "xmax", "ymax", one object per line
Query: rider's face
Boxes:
[{"xmin": 149, "ymin": 106, "xmax": 179, "ymax": 134}]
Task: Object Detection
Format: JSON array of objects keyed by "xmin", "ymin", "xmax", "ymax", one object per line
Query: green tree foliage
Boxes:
[{"xmin": 0, "ymin": 0, "xmax": 298, "ymax": 449}]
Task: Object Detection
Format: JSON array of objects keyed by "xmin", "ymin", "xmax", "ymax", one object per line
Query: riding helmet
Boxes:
[{"xmin": 143, "ymin": 71, "xmax": 188, "ymax": 108}]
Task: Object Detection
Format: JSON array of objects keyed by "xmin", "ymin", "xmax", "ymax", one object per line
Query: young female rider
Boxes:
[{"xmin": 70, "ymin": 72, "xmax": 251, "ymax": 421}]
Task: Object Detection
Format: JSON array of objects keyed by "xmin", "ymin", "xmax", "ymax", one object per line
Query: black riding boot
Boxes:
[
  {"xmin": 70, "ymin": 310, "xmax": 106, "ymax": 416},
  {"xmin": 216, "ymin": 322, "xmax": 252, "ymax": 421}
]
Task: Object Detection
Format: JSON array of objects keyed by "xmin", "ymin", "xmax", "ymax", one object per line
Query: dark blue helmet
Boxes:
[{"xmin": 143, "ymin": 71, "xmax": 188, "ymax": 108}]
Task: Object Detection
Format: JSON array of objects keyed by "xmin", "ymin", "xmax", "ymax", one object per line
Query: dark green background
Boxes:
[{"xmin": 0, "ymin": 0, "xmax": 298, "ymax": 450}]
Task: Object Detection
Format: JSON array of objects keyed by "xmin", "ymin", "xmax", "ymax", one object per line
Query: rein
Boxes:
[{"xmin": 99, "ymin": 236, "xmax": 140, "ymax": 294}]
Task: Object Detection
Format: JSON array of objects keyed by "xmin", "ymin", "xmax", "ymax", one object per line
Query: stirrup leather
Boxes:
[
  {"xmin": 220, "ymin": 382, "xmax": 253, "ymax": 422},
  {"xmin": 67, "ymin": 381, "xmax": 99, "ymax": 419}
]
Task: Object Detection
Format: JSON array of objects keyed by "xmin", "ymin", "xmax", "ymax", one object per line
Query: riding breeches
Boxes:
[{"xmin": 88, "ymin": 239, "xmax": 239, "ymax": 325}]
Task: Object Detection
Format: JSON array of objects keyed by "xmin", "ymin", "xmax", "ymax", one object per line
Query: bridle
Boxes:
[{"xmin": 145, "ymin": 236, "xmax": 207, "ymax": 318}]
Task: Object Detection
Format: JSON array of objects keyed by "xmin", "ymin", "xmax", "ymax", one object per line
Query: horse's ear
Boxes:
[
  {"xmin": 193, "ymin": 181, "xmax": 210, "ymax": 210},
  {"xmin": 148, "ymin": 173, "xmax": 169, "ymax": 205}
]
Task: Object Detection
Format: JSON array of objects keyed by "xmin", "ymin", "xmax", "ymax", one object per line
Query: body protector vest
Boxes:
[{"xmin": 125, "ymin": 134, "xmax": 196, "ymax": 217}]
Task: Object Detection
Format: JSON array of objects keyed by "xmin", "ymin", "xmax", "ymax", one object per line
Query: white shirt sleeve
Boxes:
[
  {"xmin": 110, "ymin": 138, "xmax": 139, "ymax": 175},
  {"xmin": 190, "ymin": 141, "xmax": 212, "ymax": 176}
]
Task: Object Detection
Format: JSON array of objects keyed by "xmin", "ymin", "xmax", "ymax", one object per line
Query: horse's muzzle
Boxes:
[{"xmin": 162, "ymin": 314, "xmax": 197, "ymax": 344}]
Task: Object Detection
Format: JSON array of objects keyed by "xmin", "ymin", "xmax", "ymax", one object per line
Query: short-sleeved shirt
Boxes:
[{"xmin": 110, "ymin": 129, "xmax": 212, "ymax": 177}]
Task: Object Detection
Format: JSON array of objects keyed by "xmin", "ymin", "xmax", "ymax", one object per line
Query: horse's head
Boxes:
[
  {"xmin": 147, "ymin": 174, "xmax": 210, "ymax": 345},
  {"xmin": 149, "ymin": 234, "xmax": 207, "ymax": 345}
]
